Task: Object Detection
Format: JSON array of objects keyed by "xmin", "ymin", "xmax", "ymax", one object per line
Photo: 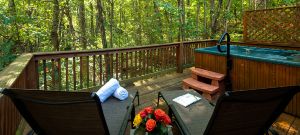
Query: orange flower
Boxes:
[
  {"xmin": 154, "ymin": 109, "xmax": 166, "ymax": 121},
  {"xmin": 146, "ymin": 119, "xmax": 156, "ymax": 132},
  {"xmin": 144, "ymin": 106, "xmax": 153, "ymax": 114},
  {"xmin": 163, "ymin": 114, "xmax": 171, "ymax": 125}
]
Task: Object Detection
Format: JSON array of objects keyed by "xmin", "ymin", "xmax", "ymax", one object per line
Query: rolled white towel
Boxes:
[
  {"xmin": 113, "ymin": 86, "xmax": 128, "ymax": 101},
  {"xmin": 96, "ymin": 78, "xmax": 120, "ymax": 102}
]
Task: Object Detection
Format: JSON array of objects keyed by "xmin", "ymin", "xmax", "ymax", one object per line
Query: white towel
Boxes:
[
  {"xmin": 96, "ymin": 78, "xmax": 120, "ymax": 102},
  {"xmin": 113, "ymin": 86, "xmax": 128, "ymax": 100}
]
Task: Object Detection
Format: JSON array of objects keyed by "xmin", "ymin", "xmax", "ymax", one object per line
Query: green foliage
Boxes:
[
  {"xmin": 0, "ymin": 40, "xmax": 17, "ymax": 71},
  {"xmin": 0, "ymin": 0, "xmax": 299, "ymax": 71}
]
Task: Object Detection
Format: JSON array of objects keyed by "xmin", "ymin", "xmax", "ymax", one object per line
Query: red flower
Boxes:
[
  {"xmin": 146, "ymin": 119, "xmax": 156, "ymax": 132},
  {"xmin": 163, "ymin": 114, "xmax": 171, "ymax": 124},
  {"xmin": 144, "ymin": 106, "xmax": 153, "ymax": 114},
  {"xmin": 154, "ymin": 109, "xmax": 166, "ymax": 121},
  {"xmin": 139, "ymin": 110, "xmax": 147, "ymax": 118}
]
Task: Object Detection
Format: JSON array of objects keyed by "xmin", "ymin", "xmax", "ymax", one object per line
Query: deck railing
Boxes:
[
  {"xmin": 33, "ymin": 40, "xmax": 215, "ymax": 91},
  {"xmin": 0, "ymin": 39, "xmax": 216, "ymax": 135}
]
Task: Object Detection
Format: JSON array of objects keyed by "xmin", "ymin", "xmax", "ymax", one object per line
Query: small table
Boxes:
[{"xmin": 158, "ymin": 90, "xmax": 215, "ymax": 135}]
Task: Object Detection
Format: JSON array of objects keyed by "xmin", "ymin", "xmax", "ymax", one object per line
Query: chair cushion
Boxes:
[{"xmin": 102, "ymin": 90, "xmax": 136, "ymax": 135}]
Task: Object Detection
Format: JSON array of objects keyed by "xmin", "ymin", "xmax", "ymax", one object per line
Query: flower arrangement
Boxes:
[{"xmin": 133, "ymin": 106, "xmax": 172, "ymax": 135}]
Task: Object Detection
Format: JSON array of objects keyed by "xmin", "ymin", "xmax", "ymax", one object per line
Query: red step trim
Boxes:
[
  {"xmin": 191, "ymin": 67, "xmax": 225, "ymax": 81},
  {"xmin": 182, "ymin": 78, "xmax": 219, "ymax": 94}
]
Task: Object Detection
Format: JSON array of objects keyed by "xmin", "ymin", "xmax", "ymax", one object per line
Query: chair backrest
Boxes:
[
  {"xmin": 2, "ymin": 89, "xmax": 109, "ymax": 135},
  {"xmin": 204, "ymin": 86, "xmax": 300, "ymax": 135}
]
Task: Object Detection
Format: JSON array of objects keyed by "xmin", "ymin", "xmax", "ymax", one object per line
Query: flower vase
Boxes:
[{"xmin": 131, "ymin": 126, "xmax": 173, "ymax": 135}]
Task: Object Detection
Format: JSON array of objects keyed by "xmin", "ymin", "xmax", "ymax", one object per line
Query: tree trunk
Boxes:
[
  {"xmin": 90, "ymin": 2, "xmax": 96, "ymax": 47},
  {"xmin": 209, "ymin": 0, "xmax": 215, "ymax": 38},
  {"xmin": 109, "ymin": 0, "xmax": 114, "ymax": 48},
  {"xmin": 196, "ymin": 0, "xmax": 201, "ymax": 39},
  {"xmin": 96, "ymin": 0, "xmax": 108, "ymax": 48},
  {"xmin": 90, "ymin": 2, "xmax": 95, "ymax": 37},
  {"xmin": 224, "ymin": 0, "xmax": 232, "ymax": 32},
  {"xmin": 58, "ymin": 6, "xmax": 65, "ymax": 47},
  {"xmin": 118, "ymin": 1, "xmax": 123, "ymax": 47},
  {"xmin": 178, "ymin": 0, "xmax": 184, "ymax": 42},
  {"xmin": 154, "ymin": 1, "xmax": 163, "ymax": 42},
  {"xmin": 9, "ymin": 0, "xmax": 21, "ymax": 49},
  {"xmin": 51, "ymin": 0, "xmax": 60, "ymax": 51},
  {"xmin": 182, "ymin": 0, "xmax": 185, "ymax": 41},
  {"xmin": 133, "ymin": 0, "xmax": 142, "ymax": 45},
  {"xmin": 97, "ymin": 0, "xmax": 110, "ymax": 80},
  {"xmin": 204, "ymin": 0, "xmax": 207, "ymax": 38},
  {"xmin": 210, "ymin": 0, "xmax": 223, "ymax": 39},
  {"xmin": 187, "ymin": 0, "xmax": 191, "ymax": 18},
  {"xmin": 65, "ymin": 0, "xmax": 75, "ymax": 37},
  {"xmin": 164, "ymin": 10, "xmax": 172, "ymax": 42},
  {"xmin": 78, "ymin": 0, "xmax": 87, "ymax": 49}
]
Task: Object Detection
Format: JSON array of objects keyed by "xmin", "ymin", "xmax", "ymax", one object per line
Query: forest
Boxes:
[{"xmin": 0, "ymin": 0, "xmax": 299, "ymax": 71}]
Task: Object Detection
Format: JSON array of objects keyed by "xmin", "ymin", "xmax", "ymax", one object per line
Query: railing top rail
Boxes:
[{"xmin": 33, "ymin": 40, "xmax": 216, "ymax": 60}]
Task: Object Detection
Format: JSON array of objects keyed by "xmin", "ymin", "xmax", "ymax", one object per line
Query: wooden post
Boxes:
[
  {"xmin": 0, "ymin": 54, "xmax": 34, "ymax": 135},
  {"xmin": 176, "ymin": 43, "xmax": 183, "ymax": 73}
]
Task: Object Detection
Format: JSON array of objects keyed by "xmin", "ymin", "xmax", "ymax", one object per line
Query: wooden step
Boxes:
[
  {"xmin": 182, "ymin": 78, "xmax": 219, "ymax": 94},
  {"xmin": 191, "ymin": 67, "xmax": 225, "ymax": 81}
]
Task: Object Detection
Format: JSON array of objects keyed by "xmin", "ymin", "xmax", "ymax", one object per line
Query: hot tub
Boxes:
[
  {"xmin": 195, "ymin": 45, "xmax": 300, "ymax": 116},
  {"xmin": 196, "ymin": 45, "xmax": 300, "ymax": 67}
]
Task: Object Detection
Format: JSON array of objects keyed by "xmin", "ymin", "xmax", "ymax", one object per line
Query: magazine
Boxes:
[{"xmin": 172, "ymin": 93, "xmax": 201, "ymax": 107}]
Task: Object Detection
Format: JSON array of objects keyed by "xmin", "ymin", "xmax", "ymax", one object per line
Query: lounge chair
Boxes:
[
  {"xmin": 160, "ymin": 86, "xmax": 300, "ymax": 135},
  {"xmin": 1, "ymin": 88, "xmax": 138, "ymax": 135}
]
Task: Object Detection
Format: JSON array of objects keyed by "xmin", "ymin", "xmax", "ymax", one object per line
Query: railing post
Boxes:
[
  {"xmin": 105, "ymin": 54, "xmax": 111, "ymax": 81},
  {"xmin": 0, "ymin": 54, "xmax": 34, "ymax": 135},
  {"xmin": 176, "ymin": 42, "xmax": 183, "ymax": 73}
]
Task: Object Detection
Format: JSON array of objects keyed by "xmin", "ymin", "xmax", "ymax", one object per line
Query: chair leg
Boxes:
[
  {"xmin": 137, "ymin": 91, "xmax": 140, "ymax": 105},
  {"xmin": 157, "ymin": 92, "xmax": 161, "ymax": 106},
  {"xmin": 131, "ymin": 105, "xmax": 135, "ymax": 128}
]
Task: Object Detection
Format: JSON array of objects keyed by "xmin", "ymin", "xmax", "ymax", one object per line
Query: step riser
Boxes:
[
  {"xmin": 183, "ymin": 67, "xmax": 226, "ymax": 102},
  {"xmin": 192, "ymin": 74, "xmax": 224, "ymax": 87},
  {"xmin": 191, "ymin": 67, "xmax": 225, "ymax": 81},
  {"xmin": 182, "ymin": 79, "xmax": 219, "ymax": 94}
]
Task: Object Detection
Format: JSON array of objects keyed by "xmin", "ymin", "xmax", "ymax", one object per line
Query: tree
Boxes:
[
  {"xmin": 154, "ymin": 1, "xmax": 163, "ymax": 42},
  {"xmin": 51, "ymin": 0, "xmax": 59, "ymax": 51},
  {"xmin": 90, "ymin": 2, "xmax": 96, "ymax": 47},
  {"xmin": 196, "ymin": 0, "xmax": 201, "ymax": 39},
  {"xmin": 96, "ymin": 0, "xmax": 108, "ymax": 48},
  {"xmin": 109, "ymin": 0, "xmax": 114, "ymax": 48},
  {"xmin": 210, "ymin": 0, "xmax": 223, "ymax": 39},
  {"xmin": 224, "ymin": 0, "xmax": 232, "ymax": 32},
  {"xmin": 78, "ymin": 0, "xmax": 87, "ymax": 49}
]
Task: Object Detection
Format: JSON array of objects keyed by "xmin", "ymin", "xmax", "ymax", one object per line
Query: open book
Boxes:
[{"xmin": 172, "ymin": 93, "xmax": 201, "ymax": 107}]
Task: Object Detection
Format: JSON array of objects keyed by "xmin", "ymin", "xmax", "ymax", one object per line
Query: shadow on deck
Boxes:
[{"xmin": 125, "ymin": 69, "xmax": 191, "ymax": 111}]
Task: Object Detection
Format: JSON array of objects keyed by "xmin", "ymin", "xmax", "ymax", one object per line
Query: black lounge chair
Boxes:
[
  {"xmin": 1, "ymin": 88, "xmax": 138, "ymax": 135},
  {"xmin": 161, "ymin": 86, "xmax": 300, "ymax": 135}
]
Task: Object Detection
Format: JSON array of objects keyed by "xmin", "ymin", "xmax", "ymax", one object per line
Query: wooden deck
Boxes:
[{"xmin": 125, "ymin": 68, "xmax": 191, "ymax": 111}]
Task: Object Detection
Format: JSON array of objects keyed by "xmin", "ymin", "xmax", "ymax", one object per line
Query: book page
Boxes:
[{"xmin": 172, "ymin": 93, "xmax": 201, "ymax": 107}]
